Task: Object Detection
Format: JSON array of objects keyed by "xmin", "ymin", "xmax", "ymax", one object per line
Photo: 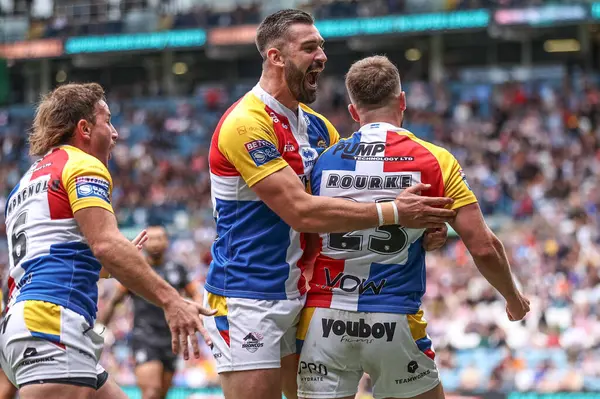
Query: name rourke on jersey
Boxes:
[{"xmin": 326, "ymin": 173, "xmax": 414, "ymax": 191}]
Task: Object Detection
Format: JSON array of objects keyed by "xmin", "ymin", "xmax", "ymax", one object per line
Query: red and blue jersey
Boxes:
[
  {"xmin": 4, "ymin": 145, "xmax": 114, "ymax": 327},
  {"xmin": 306, "ymin": 122, "xmax": 477, "ymax": 314},
  {"xmin": 207, "ymin": 84, "xmax": 340, "ymax": 301}
]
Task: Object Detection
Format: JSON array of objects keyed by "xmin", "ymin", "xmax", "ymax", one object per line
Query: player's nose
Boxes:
[{"xmin": 315, "ymin": 47, "xmax": 327, "ymax": 64}]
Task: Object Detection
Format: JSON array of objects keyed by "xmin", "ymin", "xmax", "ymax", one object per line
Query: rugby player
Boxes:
[
  {"xmin": 1, "ymin": 83, "xmax": 215, "ymax": 399},
  {"xmin": 97, "ymin": 225, "xmax": 203, "ymax": 399},
  {"xmin": 296, "ymin": 56, "xmax": 531, "ymax": 399},
  {"xmin": 204, "ymin": 9, "xmax": 457, "ymax": 399}
]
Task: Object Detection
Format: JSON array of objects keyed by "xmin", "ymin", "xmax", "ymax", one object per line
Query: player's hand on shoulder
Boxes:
[
  {"xmin": 164, "ymin": 296, "xmax": 216, "ymax": 360},
  {"xmin": 422, "ymin": 225, "xmax": 448, "ymax": 252},
  {"xmin": 505, "ymin": 292, "xmax": 530, "ymax": 321},
  {"xmin": 394, "ymin": 183, "xmax": 456, "ymax": 229}
]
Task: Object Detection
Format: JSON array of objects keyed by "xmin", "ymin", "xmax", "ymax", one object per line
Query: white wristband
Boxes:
[
  {"xmin": 375, "ymin": 203, "xmax": 384, "ymax": 226},
  {"xmin": 391, "ymin": 201, "xmax": 399, "ymax": 225}
]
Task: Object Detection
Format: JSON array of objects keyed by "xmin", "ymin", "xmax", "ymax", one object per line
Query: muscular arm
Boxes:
[
  {"xmin": 252, "ymin": 166, "xmax": 455, "ymax": 233},
  {"xmin": 449, "ymin": 203, "xmax": 520, "ymax": 301},
  {"xmin": 75, "ymin": 207, "xmax": 180, "ymax": 309},
  {"xmin": 96, "ymin": 283, "xmax": 128, "ymax": 326}
]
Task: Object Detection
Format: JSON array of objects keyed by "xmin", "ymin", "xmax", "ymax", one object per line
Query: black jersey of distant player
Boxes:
[{"xmin": 131, "ymin": 261, "xmax": 190, "ymax": 345}]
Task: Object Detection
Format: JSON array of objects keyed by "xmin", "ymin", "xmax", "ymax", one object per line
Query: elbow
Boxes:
[
  {"xmin": 469, "ymin": 232, "xmax": 503, "ymax": 260},
  {"xmin": 285, "ymin": 201, "xmax": 320, "ymax": 233},
  {"xmin": 89, "ymin": 239, "xmax": 115, "ymax": 264}
]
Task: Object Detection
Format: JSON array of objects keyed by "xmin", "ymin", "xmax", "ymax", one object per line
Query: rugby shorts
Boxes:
[
  {"xmin": 0, "ymin": 300, "xmax": 106, "ymax": 389},
  {"xmin": 296, "ymin": 307, "xmax": 440, "ymax": 399},
  {"xmin": 203, "ymin": 291, "xmax": 305, "ymax": 373}
]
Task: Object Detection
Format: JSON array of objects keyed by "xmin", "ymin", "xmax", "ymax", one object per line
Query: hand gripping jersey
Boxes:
[
  {"xmin": 207, "ymin": 84, "xmax": 339, "ymax": 300},
  {"xmin": 307, "ymin": 122, "xmax": 477, "ymax": 313},
  {"xmin": 4, "ymin": 145, "xmax": 114, "ymax": 328}
]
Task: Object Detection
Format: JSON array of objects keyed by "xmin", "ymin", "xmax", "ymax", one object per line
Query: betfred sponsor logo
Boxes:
[
  {"xmin": 322, "ymin": 318, "xmax": 396, "ymax": 342},
  {"xmin": 244, "ymin": 140, "xmax": 280, "ymax": 167},
  {"xmin": 242, "ymin": 332, "xmax": 264, "ymax": 353},
  {"xmin": 75, "ymin": 176, "xmax": 111, "ymax": 203},
  {"xmin": 323, "ymin": 268, "xmax": 386, "ymax": 295}
]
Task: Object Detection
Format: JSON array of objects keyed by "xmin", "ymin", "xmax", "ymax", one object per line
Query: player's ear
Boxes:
[
  {"xmin": 76, "ymin": 119, "xmax": 92, "ymax": 141},
  {"xmin": 348, "ymin": 103, "xmax": 360, "ymax": 123},
  {"xmin": 399, "ymin": 91, "xmax": 406, "ymax": 112},
  {"xmin": 266, "ymin": 47, "xmax": 285, "ymax": 68}
]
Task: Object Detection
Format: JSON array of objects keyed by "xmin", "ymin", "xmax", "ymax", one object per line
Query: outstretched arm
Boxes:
[{"xmin": 252, "ymin": 166, "xmax": 456, "ymax": 233}]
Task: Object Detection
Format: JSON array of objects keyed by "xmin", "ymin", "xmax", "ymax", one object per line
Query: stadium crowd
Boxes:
[
  {"xmin": 2, "ymin": 70, "xmax": 600, "ymax": 394},
  {"xmin": 0, "ymin": 0, "xmax": 592, "ymax": 38}
]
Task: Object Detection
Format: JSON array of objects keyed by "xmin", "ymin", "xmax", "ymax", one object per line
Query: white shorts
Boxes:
[
  {"xmin": 0, "ymin": 300, "xmax": 106, "ymax": 389},
  {"xmin": 203, "ymin": 291, "xmax": 305, "ymax": 373},
  {"xmin": 296, "ymin": 308, "xmax": 440, "ymax": 399}
]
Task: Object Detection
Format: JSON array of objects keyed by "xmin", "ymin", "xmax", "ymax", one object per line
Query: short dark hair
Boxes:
[
  {"xmin": 255, "ymin": 9, "xmax": 314, "ymax": 59},
  {"xmin": 345, "ymin": 55, "xmax": 401, "ymax": 110}
]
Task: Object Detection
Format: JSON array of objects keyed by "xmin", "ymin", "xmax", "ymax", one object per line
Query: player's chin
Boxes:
[{"xmin": 301, "ymin": 83, "xmax": 318, "ymax": 103}]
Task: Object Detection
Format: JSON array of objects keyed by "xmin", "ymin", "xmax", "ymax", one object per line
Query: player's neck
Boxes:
[
  {"xmin": 258, "ymin": 74, "xmax": 299, "ymax": 113},
  {"xmin": 67, "ymin": 139, "xmax": 108, "ymax": 167},
  {"xmin": 358, "ymin": 113, "xmax": 403, "ymax": 130}
]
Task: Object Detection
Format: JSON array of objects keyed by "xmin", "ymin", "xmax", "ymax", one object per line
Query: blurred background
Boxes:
[{"xmin": 2, "ymin": 0, "xmax": 600, "ymax": 398}]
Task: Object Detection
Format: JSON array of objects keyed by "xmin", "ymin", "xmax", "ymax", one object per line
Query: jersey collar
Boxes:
[
  {"xmin": 251, "ymin": 83, "xmax": 304, "ymax": 131},
  {"xmin": 358, "ymin": 122, "xmax": 401, "ymax": 132}
]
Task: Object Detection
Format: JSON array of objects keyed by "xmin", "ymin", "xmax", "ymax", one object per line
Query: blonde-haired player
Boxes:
[{"xmin": 1, "ymin": 83, "xmax": 215, "ymax": 399}]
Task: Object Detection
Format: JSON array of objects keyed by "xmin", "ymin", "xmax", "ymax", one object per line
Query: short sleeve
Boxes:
[
  {"xmin": 218, "ymin": 115, "xmax": 288, "ymax": 187},
  {"xmin": 63, "ymin": 155, "xmax": 114, "ymax": 214},
  {"xmin": 441, "ymin": 152, "xmax": 477, "ymax": 210}
]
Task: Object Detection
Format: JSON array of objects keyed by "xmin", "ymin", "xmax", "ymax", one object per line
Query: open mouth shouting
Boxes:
[{"xmin": 305, "ymin": 69, "xmax": 321, "ymax": 91}]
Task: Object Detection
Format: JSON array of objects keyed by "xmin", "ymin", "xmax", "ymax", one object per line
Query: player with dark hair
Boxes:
[
  {"xmin": 97, "ymin": 225, "xmax": 202, "ymax": 399},
  {"xmin": 204, "ymin": 9, "xmax": 457, "ymax": 399}
]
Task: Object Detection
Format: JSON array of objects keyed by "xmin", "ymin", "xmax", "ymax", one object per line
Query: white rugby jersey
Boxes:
[{"xmin": 4, "ymin": 145, "xmax": 114, "ymax": 334}]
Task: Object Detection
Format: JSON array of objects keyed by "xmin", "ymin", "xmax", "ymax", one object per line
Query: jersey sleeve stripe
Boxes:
[{"xmin": 210, "ymin": 174, "xmax": 260, "ymax": 201}]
